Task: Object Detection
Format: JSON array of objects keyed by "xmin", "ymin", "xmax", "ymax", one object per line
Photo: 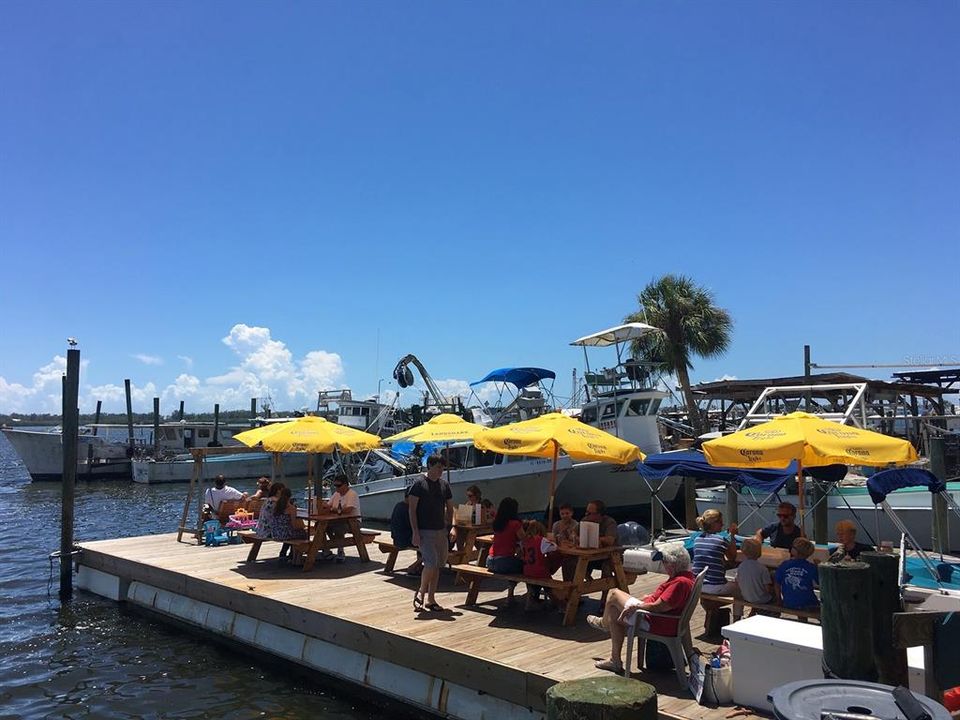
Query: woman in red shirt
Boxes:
[
  {"xmin": 487, "ymin": 497, "xmax": 524, "ymax": 574},
  {"xmin": 587, "ymin": 544, "xmax": 695, "ymax": 673}
]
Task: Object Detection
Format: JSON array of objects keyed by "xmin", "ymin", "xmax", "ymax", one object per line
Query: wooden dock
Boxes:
[{"xmin": 76, "ymin": 535, "xmax": 767, "ymax": 720}]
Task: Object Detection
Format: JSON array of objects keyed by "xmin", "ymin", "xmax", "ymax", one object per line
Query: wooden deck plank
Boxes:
[{"xmin": 77, "ymin": 533, "xmax": 769, "ymax": 720}]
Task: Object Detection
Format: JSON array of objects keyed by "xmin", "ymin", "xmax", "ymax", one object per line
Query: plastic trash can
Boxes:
[{"xmin": 768, "ymin": 679, "xmax": 951, "ymax": 720}]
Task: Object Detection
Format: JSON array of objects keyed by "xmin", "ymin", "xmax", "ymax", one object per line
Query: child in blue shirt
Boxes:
[{"xmin": 775, "ymin": 537, "xmax": 819, "ymax": 611}]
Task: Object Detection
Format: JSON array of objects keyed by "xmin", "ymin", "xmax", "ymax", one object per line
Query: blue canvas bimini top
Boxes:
[{"xmin": 470, "ymin": 367, "xmax": 556, "ymax": 389}]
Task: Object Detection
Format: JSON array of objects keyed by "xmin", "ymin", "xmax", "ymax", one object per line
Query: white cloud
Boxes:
[
  {"xmin": 711, "ymin": 374, "xmax": 738, "ymax": 383},
  {"xmin": 132, "ymin": 353, "xmax": 163, "ymax": 366},
  {"xmin": 1, "ymin": 326, "xmax": 345, "ymax": 415}
]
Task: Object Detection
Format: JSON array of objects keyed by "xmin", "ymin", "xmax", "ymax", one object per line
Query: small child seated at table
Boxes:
[
  {"xmin": 521, "ymin": 520, "xmax": 559, "ymax": 610},
  {"xmin": 775, "ymin": 537, "xmax": 819, "ymax": 615},
  {"xmin": 735, "ymin": 537, "xmax": 775, "ymax": 616}
]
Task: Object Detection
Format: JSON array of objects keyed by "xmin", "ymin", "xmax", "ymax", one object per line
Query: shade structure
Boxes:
[
  {"xmin": 702, "ymin": 411, "xmax": 918, "ymax": 530},
  {"xmin": 701, "ymin": 412, "xmax": 918, "ymax": 469},
  {"xmin": 232, "ymin": 416, "xmax": 382, "ymax": 454},
  {"xmin": 474, "ymin": 412, "xmax": 645, "ymax": 524},
  {"xmin": 383, "ymin": 413, "xmax": 487, "ymax": 444}
]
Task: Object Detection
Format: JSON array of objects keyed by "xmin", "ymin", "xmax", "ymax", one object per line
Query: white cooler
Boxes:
[
  {"xmin": 721, "ymin": 616, "xmax": 925, "ymax": 712},
  {"xmin": 622, "ymin": 542, "xmax": 687, "ymax": 575}
]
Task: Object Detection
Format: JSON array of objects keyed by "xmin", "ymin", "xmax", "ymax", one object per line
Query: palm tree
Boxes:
[{"xmin": 624, "ymin": 274, "xmax": 733, "ymax": 436}]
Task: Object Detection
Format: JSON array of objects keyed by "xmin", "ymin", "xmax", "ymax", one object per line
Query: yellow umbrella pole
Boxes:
[
  {"xmin": 547, "ymin": 442, "xmax": 559, "ymax": 529},
  {"xmin": 797, "ymin": 459, "xmax": 805, "ymax": 534}
]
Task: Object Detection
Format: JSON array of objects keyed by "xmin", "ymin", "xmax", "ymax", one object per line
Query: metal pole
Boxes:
[{"xmin": 60, "ymin": 348, "xmax": 80, "ymax": 600}]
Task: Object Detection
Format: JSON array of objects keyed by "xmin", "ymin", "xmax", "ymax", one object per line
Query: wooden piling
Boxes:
[
  {"xmin": 812, "ymin": 480, "xmax": 829, "ymax": 544},
  {"xmin": 929, "ymin": 437, "xmax": 949, "ymax": 555},
  {"xmin": 862, "ymin": 551, "xmax": 907, "ymax": 686},
  {"xmin": 819, "ymin": 560, "xmax": 877, "ymax": 681},
  {"xmin": 250, "ymin": 397, "xmax": 257, "ymax": 425},
  {"xmin": 124, "ymin": 379, "xmax": 134, "ymax": 451},
  {"xmin": 153, "ymin": 398, "xmax": 160, "ymax": 452},
  {"xmin": 178, "ymin": 400, "xmax": 185, "ymax": 421},
  {"xmin": 725, "ymin": 485, "xmax": 739, "ymax": 528},
  {"xmin": 212, "ymin": 403, "xmax": 220, "ymax": 446},
  {"xmin": 684, "ymin": 477, "xmax": 697, "ymax": 530},
  {"xmin": 546, "ymin": 677, "xmax": 657, "ymax": 720},
  {"xmin": 60, "ymin": 348, "xmax": 80, "ymax": 600},
  {"xmin": 92, "ymin": 400, "xmax": 102, "ymax": 435}
]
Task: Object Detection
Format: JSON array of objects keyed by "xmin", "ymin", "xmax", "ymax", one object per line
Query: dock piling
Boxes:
[
  {"xmin": 929, "ymin": 437, "xmax": 949, "ymax": 554},
  {"xmin": 546, "ymin": 677, "xmax": 657, "ymax": 720},
  {"xmin": 60, "ymin": 348, "xmax": 80, "ymax": 600},
  {"xmin": 124, "ymin": 379, "xmax": 134, "ymax": 452},
  {"xmin": 820, "ymin": 560, "xmax": 877, "ymax": 681}
]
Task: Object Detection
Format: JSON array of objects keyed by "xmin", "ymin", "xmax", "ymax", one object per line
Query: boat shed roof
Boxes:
[
  {"xmin": 690, "ymin": 372, "xmax": 943, "ymax": 401},
  {"xmin": 891, "ymin": 368, "xmax": 960, "ymax": 392}
]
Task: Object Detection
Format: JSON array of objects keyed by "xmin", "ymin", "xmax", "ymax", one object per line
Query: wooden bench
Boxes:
[
  {"xmin": 701, "ymin": 592, "xmax": 821, "ymax": 622},
  {"xmin": 452, "ymin": 562, "xmax": 576, "ymax": 609},
  {"xmin": 376, "ymin": 539, "xmax": 469, "ymax": 574},
  {"xmin": 240, "ymin": 529, "xmax": 379, "ymax": 565}
]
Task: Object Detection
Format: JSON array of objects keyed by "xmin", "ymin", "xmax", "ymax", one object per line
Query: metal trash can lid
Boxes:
[{"xmin": 768, "ymin": 680, "xmax": 951, "ymax": 720}]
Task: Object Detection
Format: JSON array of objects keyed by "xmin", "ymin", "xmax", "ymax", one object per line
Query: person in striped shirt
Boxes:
[{"xmin": 692, "ymin": 508, "xmax": 739, "ymax": 595}]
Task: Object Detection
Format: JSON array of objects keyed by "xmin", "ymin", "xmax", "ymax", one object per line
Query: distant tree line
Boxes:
[{"xmin": 1, "ymin": 408, "xmax": 282, "ymax": 427}]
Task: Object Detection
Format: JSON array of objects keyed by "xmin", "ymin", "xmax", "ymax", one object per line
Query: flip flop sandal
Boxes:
[
  {"xmin": 425, "ymin": 603, "xmax": 446, "ymax": 612},
  {"xmin": 413, "ymin": 593, "xmax": 425, "ymax": 611},
  {"xmin": 594, "ymin": 659, "xmax": 624, "ymax": 673}
]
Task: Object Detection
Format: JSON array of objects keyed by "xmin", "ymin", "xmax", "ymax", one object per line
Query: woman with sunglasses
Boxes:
[{"xmin": 753, "ymin": 501, "xmax": 804, "ymax": 550}]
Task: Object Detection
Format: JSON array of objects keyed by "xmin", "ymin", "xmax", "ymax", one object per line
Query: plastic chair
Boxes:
[
  {"xmin": 203, "ymin": 519, "xmax": 230, "ymax": 547},
  {"xmin": 624, "ymin": 567, "xmax": 708, "ymax": 685}
]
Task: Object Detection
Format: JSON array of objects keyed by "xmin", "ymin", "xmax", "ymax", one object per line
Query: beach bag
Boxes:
[
  {"xmin": 687, "ymin": 652, "xmax": 706, "ymax": 702},
  {"xmin": 701, "ymin": 662, "xmax": 733, "ymax": 705},
  {"xmin": 579, "ymin": 521, "xmax": 600, "ymax": 548}
]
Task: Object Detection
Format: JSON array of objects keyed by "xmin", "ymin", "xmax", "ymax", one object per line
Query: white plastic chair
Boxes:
[{"xmin": 623, "ymin": 567, "xmax": 708, "ymax": 685}]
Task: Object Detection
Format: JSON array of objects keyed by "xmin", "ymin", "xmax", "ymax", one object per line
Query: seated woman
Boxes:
[
  {"xmin": 271, "ymin": 485, "xmax": 308, "ymax": 563},
  {"xmin": 249, "ymin": 476, "xmax": 271, "ymax": 501},
  {"xmin": 586, "ymin": 544, "xmax": 695, "ymax": 673},
  {"xmin": 692, "ymin": 509, "xmax": 739, "ymax": 632},
  {"xmin": 830, "ymin": 519, "xmax": 874, "ymax": 561},
  {"xmin": 453, "ymin": 485, "xmax": 484, "ymax": 551},
  {"xmin": 487, "ymin": 497, "xmax": 525, "ymax": 604}
]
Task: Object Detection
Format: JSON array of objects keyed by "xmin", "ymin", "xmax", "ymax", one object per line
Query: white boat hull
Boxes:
[
  {"xmin": 696, "ymin": 483, "xmax": 960, "ymax": 552},
  {"xmin": 353, "ymin": 456, "xmax": 571, "ymax": 522},
  {"xmin": 556, "ymin": 461, "xmax": 681, "ymax": 511},
  {"xmin": 2, "ymin": 428, "xmax": 131, "ymax": 481},
  {"xmin": 131, "ymin": 453, "xmax": 311, "ymax": 484}
]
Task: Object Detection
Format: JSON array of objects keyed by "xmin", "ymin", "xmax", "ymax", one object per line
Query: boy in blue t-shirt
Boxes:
[{"xmin": 775, "ymin": 537, "xmax": 819, "ymax": 611}]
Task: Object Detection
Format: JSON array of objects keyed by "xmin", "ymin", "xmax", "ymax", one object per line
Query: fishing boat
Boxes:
[
  {"xmin": 554, "ymin": 323, "xmax": 681, "ymax": 514},
  {"xmin": 4, "ymin": 420, "xmax": 250, "ymax": 482},
  {"xmin": 1, "ymin": 426, "xmax": 132, "ymax": 481}
]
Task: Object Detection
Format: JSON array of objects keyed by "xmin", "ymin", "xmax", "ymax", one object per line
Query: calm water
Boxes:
[{"xmin": 0, "ymin": 432, "xmax": 386, "ymax": 720}]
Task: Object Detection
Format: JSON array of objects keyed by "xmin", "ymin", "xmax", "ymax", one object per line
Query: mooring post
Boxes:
[
  {"xmin": 178, "ymin": 400, "xmax": 185, "ymax": 422},
  {"xmin": 820, "ymin": 560, "xmax": 877, "ymax": 681},
  {"xmin": 250, "ymin": 397, "xmax": 257, "ymax": 426},
  {"xmin": 92, "ymin": 400, "xmax": 102, "ymax": 435},
  {"xmin": 60, "ymin": 348, "xmax": 80, "ymax": 600},
  {"xmin": 861, "ymin": 552, "xmax": 908, "ymax": 686},
  {"xmin": 124, "ymin": 379, "xmax": 134, "ymax": 452},
  {"xmin": 546, "ymin": 677, "xmax": 657, "ymax": 720},
  {"xmin": 212, "ymin": 403, "xmax": 220, "ymax": 446},
  {"xmin": 929, "ymin": 437, "xmax": 949, "ymax": 555},
  {"xmin": 812, "ymin": 479, "xmax": 829, "ymax": 544},
  {"xmin": 725, "ymin": 484, "xmax": 739, "ymax": 528},
  {"xmin": 684, "ymin": 476, "xmax": 697, "ymax": 530},
  {"xmin": 153, "ymin": 397, "xmax": 161, "ymax": 452}
]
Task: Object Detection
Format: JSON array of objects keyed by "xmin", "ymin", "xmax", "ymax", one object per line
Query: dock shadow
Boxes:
[{"xmin": 230, "ymin": 558, "xmax": 387, "ymax": 581}]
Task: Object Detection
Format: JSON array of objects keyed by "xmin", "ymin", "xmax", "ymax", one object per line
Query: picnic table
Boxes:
[
  {"xmin": 461, "ymin": 534, "xmax": 633, "ymax": 626},
  {"xmin": 242, "ymin": 510, "xmax": 373, "ymax": 571}
]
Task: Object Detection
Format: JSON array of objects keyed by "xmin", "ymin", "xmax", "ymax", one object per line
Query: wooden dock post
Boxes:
[
  {"xmin": 684, "ymin": 477, "xmax": 697, "ymax": 530},
  {"xmin": 929, "ymin": 437, "xmax": 949, "ymax": 555},
  {"xmin": 60, "ymin": 348, "xmax": 80, "ymax": 600},
  {"xmin": 178, "ymin": 400, "xmax": 185, "ymax": 421},
  {"xmin": 250, "ymin": 397, "xmax": 257, "ymax": 426},
  {"xmin": 124, "ymin": 379, "xmax": 134, "ymax": 452},
  {"xmin": 212, "ymin": 403, "xmax": 220, "ymax": 446},
  {"xmin": 92, "ymin": 400, "xmax": 102, "ymax": 435},
  {"xmin": 862, "ymin": 552, "xmax": 908, "ymax": 686},
  {"xmin": 812, "ymin": 479, "xmax": 829, "ymax": 544},
  {"xmin": 546, "ymin": 677, "xmax": 657, "ymax": 720},
  {"xmin": 819, "ymin": 560, "xmax": 877, "ymax": 681},
  {"xmin": 153, "ymin": 397, "xmax": 160, "ymax": 452},
  {"xmin": 725, "ymin": 484, "xmax": 739, "ymax": 528}
]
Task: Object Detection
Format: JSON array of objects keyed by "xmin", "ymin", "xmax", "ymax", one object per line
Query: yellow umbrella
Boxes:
[
  {"xmin": 234, "ymin": 416, "xmax": 383, "ymax": 512},
  {"xmin": 232, "ymin": 416, "xmax": 382, "ymax": 454},
  {"xmin": 702, "ymin": 411, "xmax": 918, "ymax": 528},
  {"xmin": 383, "ymin": 413, "xmax": 487, "ymax": 444},
  {"xmin": 474, "ymin": 412, "xmax": 645, "ymax": 525}
]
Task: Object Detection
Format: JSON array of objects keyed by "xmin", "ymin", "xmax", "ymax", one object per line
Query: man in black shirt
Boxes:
[
  {"xmin": 408, "ymin": 454, "xmax": 454, "ymax": 612},
  {"xmin": 754, "ymin": 501, "xmax": 804, "ymax": 549}
]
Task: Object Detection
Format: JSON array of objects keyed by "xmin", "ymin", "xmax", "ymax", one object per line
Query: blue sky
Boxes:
[{"xmin": 1, "ymin": 2, "xmax": 957, "ymax": 414}]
